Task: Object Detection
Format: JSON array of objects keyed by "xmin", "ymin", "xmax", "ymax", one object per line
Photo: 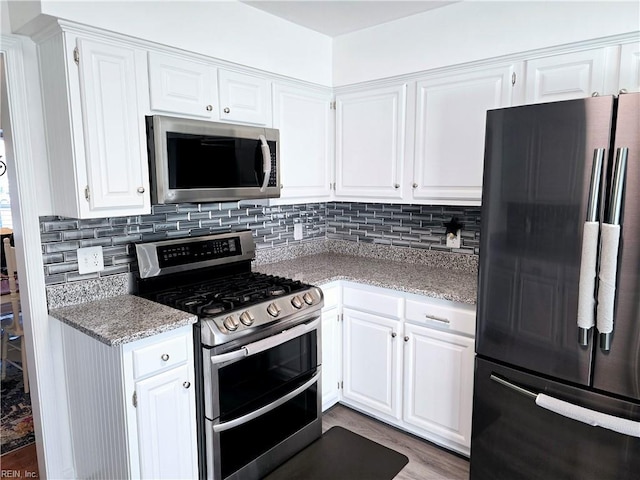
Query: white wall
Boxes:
[
  {"xmin": 9, "ymin": 0, "xmax": 333, "ymax": 86},
  {"xmin": 333, "ymin": 1, "xmax": 640, "ymax": 86}
]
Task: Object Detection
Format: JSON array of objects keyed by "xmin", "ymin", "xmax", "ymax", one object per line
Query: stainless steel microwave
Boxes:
[{"xmin": 145, "ymin": 115, "xmax": 280, "ymax": 204}]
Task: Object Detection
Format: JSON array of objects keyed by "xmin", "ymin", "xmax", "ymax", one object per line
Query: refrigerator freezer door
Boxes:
[
  {"xmin": 476, "ymin": 96, "xmax": 615, "ymax": 385},
  {"xmin": 470, "ymin": 358, "xmax": 640, "ymax": 480},
  {"xmin": 592, "ymin": 92, "xmax": 640, "ymax": 400}
]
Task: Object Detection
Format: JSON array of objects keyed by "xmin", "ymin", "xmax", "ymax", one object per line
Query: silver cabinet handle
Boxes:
[
  {"xmin": 412, "ymin": 183, "xmax": 418, "ymax": 188},
  {"xmin": 619, "ymin": 88, "xmax": 628, "ymax": 95},
  {"xmin": 391, "ymin": 332, "xmax": 397, "ymax": 338},
  {"xmin": 223, "ymin": 107, "xmax": 230, "ymax": 114},
  {"xmin": 206, "ymin": 105, "xmax": 213, "ymax": 111},
  {"xmin": 137, "ymin": 187, "xmax": 145, "ymax": 194},
  {"xmin": 425, "ymin": 314, "xmax": 450, "ymax": 324},
  {"xmin": 591, "ymin": 92, "xmax": 600, "ymax": 97},
  {"xmin": 404, "ymin": 336, "xmax": 409, "ymax": 342},
  {"xmin": 183, "ymin": 381, "xmax": 191, "ymax": 389},
  {"xmin": 394, "ymin": 184, "xmax": 400, "ymax": 189},
  {"xmin": 161, "ymin": 354, "xmax": 169, "ymax": 361}
]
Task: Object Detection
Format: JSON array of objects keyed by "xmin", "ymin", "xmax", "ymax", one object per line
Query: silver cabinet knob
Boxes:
[
  {"xmin": 412, "ymin": 183, "xmax": 418, "ymax": 188},
  {"xmin": 161, "ymin": 353, "xmax": 170, "ymax": 361},
  {"xmin": 223, "ymin": 107, "xmax": 230, "ymax": 114},
  {"xmin": 591, "ymin": 92, "xmax": 600, "ymax": 97},
  {"xmin": 391, "ymin": 332, "xmax": 397, "ymax": 338},
  {"xmin": 619, "ymin": 88, "xmax": 628, "ymax": 95},
  {"xmin": 404, "ymin": 336, "xmax": 409, "ymax": 342},
  {"xmin": 137, "ymin": 187, "xmax": 145, "ymax": 194},
  {"xmin": 183, "ymin": 381, "xmax": 191, "ymax": 389},
  {"xmin": 206, "ymin": 105, "xmax": 213, "ymax": 111},
  {"xmin": 394, "ymin": 184, "xmax": 400, "ymax": 189}
]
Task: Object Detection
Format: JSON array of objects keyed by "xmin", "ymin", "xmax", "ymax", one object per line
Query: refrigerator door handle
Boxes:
[
  {"xmin": 596, "ymin": 147, "xmax": 628, "ymax": 351},
  {"xmin": 536, "ymin": 393, "xmax": 640, "ymax": 438},
  {"xmin": 577, "ymin": 148, "xmax": 605, "ymax": 346},
  {"xmin": 490, "ymin": 374, "xmax": 640, "ymax": 438}
]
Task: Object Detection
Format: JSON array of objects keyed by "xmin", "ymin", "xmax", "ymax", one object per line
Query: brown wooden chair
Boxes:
[{"xmin": 1, "ymin": 236, "xmax": 28, "ymax": 393}]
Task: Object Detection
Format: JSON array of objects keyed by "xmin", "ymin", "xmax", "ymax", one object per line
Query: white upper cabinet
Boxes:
[
  {"xmin": 218, "ymin": 69, "xmax": 271, "ymax": 126},
  {"xmin": 38, "ymin": 29, "xmax": 151, "ymax": 218},
  {"xmin": 411, "ymin": 64, "xmax": 518, "ymax": 205},
  {"xmin": 524, "ymin": 48, "xmax": 606, "ymax": 104},
  {"xmin": 619, "ymin": 42, "xmax": 640, "ymax": 93},
  {"xmin": 335, "ymin": 84, "xmax": 407, "ymax": 200},
  {"xmin": 147, "ymin": 51, "xmax": 219, "ymax": 119},
  {"xmin": 272, "ymin": 83, "xmax": 333, "ymax": 200}
]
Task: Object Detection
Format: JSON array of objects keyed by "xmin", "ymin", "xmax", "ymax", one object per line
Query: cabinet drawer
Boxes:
[
  {"xmin": 343, "ymin": 286, "xmax": 402, "ymax": 319},
  {"xmin": 133, "ymin": 335, "xmax": 189, "ymax": 379},
  {"xmin": 405, "ymin": 298, "xmax": 476, "ymax": 336}
]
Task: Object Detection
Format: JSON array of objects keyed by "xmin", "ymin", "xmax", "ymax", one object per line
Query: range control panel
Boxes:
[{"xmin": 158, "ymin": 237, "xmax": 240, "ymax": 268}]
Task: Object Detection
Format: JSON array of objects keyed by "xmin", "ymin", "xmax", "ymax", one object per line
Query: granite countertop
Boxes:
[
  {"xmin": 49, "ymin": 294, "xmax": 197, "ymax": 347},
  {"xmin": 254, "ymin": 253, "xmax": 478, "ymax": 305}
]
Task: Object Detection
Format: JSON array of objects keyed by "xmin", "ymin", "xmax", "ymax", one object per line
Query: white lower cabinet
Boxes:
[
  {"xmin": 326, "ymin": 282, "xmax": 476, "ymax": 456},
  {"xmin": 402, "ymin": 322, "xmax": 475, "ymax": 453},
  {"xmin": 342, "ymin": 308, "xmax": 402, "ymax": 420},
  {"xmin": 320, "ymin": 282, "xmax": 341, "ymax": 411},
  {"xmin": 59, "ymin": 322, "xmax": 198, "ymax": 479}
]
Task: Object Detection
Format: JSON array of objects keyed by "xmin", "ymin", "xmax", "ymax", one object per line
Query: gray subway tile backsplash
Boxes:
[{"xmin": 39, "ymin": 201, "xmax": 480, "ymax": 284}]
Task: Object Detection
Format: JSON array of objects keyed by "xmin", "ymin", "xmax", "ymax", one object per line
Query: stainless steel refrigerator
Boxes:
[{"xmin": 470, "ymin": 93, "xmax": 640, "ymax": 479}]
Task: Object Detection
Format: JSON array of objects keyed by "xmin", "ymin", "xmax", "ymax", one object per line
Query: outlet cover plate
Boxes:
[
  {"xmin": 446, "ymin": 229, "xmax": 461, "ymax": 249},
  {"xmin": 77, "ymin": 246, "xmax": 104, "ymax": 274}
]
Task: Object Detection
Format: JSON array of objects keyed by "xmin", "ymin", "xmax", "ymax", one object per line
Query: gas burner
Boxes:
[
  {"xmin": 266, "ymin": 286, "xmax": 287, "ymax": 297},
  {"xmin": 200, "ymin": 302, "xmax": 227, "ymax": 316}
]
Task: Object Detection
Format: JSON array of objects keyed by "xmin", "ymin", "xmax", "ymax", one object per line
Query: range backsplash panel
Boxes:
[{"xmin": 39, "ymin": 202, "xmax": 480, "ymax": 285}]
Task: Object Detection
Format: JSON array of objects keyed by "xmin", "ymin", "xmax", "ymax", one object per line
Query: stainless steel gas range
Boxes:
[{"xmin": 134, "ymin": 230, "xmax": 323, "ymax": 480}]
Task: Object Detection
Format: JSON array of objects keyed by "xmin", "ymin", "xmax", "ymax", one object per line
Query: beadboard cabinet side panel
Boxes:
[{"xmin": 60, "ymin": 324, "xmax": 130, "ymax": 479}]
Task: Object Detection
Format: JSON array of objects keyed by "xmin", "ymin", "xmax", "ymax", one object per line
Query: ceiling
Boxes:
[{"xmin": 241, "ymin": 1, "xmax": 459, "ymax": 37}]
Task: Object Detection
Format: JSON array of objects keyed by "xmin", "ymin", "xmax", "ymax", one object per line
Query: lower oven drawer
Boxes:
[{"xmin": 209, "ymin": 372, "xmax": 321, "ymax": 480}]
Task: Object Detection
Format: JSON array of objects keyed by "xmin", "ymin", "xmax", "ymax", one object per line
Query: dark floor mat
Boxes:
[{"xmin": 263, "ymin": 426, "xmax": 409, "ymax": 480}]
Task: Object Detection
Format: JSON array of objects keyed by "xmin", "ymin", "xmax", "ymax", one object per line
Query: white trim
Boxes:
[{"xmin": 1, "ymin": 34, "xmax": 75, "ymax": 478}]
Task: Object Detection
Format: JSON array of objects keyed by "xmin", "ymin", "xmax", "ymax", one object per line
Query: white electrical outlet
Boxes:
[
  {"xmin": 446, "ymin": 229, "xmax": 461, "ymax": 249},
  {"xmin": 77, "ymin": 246, "xmax": 105, "ymax": 274},
  {"xmin": 294, "ymin": 223, "xmax": 304, "ymax": 241}
]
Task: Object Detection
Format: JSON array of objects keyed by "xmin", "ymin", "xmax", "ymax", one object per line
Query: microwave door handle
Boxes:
[{"xmin": 259, "ymin": 134, "xmax": 271, "ymax": 192}]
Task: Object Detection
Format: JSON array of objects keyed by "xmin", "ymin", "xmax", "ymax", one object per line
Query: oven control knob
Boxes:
[
  {"xmin": 302, "ymin": 292, "xmax": 314, "ymax": 305},
  {"xmin": 291, "ymin": 296, "xmax": 303, "ymax": 309},
  {"xmin": 239, "ymin": 311, "xmax": 255, "ymax": 326},
  {"xmin": 223, "ymin": 316, "xmax": 239, "ymax": 331},
  {"xmin": 267, "ymin": 303, "xmax": 281, "ymax": 317}
]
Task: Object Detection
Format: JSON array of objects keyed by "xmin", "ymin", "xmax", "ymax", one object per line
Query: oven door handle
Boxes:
[
  {"xmin": 210, "ymin": 317, "xmax": 320, "ymax": 366},
  {"xmin": 213, "ymin": 371, "xmax": 320, "ymax": 433}
]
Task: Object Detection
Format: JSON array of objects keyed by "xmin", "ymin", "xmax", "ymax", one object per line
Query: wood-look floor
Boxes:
[
  {"xmin": 322, "ymin": 404, "xmax": 470, "ymax": 480},
  {"xmin": 0, "ymin": 443, "xmax": 39, "ymax": 478}
]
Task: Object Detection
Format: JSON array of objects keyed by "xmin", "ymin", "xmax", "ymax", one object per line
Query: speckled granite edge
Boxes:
[
  {"xmin": 46, "ymin": 273, "xmax": 132, "ymax": 309},
  {"xmin": 254, "ymin": 239, "xmax": 478, "ymax": 274},
  {"xmin": 49, "ymin": 294, "xmax": 197, "ymax": 346}
]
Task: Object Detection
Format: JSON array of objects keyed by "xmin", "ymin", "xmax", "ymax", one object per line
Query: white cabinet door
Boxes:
[
  {"xmin": 335, "ymin": 84, "xmax": 406, "ymax": 200},
  {"xmin": 135, "ymin": 363, "xmax": 198, "ymax": 480},
  {"xmin": 76, "ymin": 37, "xmax": 150, "ymax": 216},
  {"xmin": 403, "ymin": 322, "xmax": 475, "ymax": 451},
  {"xmin": 525, "ymin": 48, "xmax": 606, "ymax": 104},
  {"xmin": 148, "ymin": 51, "xmax": 218, "ymax": 119},
  {"xmin": 272, "ymin": 83, "xmax": 333, "ymax": 200},
  {"xmin": 218, "ymin": 69, "xmax": 271, "ymax": 125},
  {"xmin": 412, "ymin": 65, "xmax": 517, "ymax": 204},
  {"xmin": 342, "ymin": 308, "xmax": 401, "ymax": 419},
  {"xmin": 321, "ymin": 305, "xmax": 341, "ymax": 411},
  {"xmin": 619, "ymin": 42, "xmax": 640, "ymax": 93}
]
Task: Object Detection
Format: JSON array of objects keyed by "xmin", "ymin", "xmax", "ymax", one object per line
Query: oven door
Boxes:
[{"xmin": 205, "ymin": 317, "xmax": 321, "ymax": 480}]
